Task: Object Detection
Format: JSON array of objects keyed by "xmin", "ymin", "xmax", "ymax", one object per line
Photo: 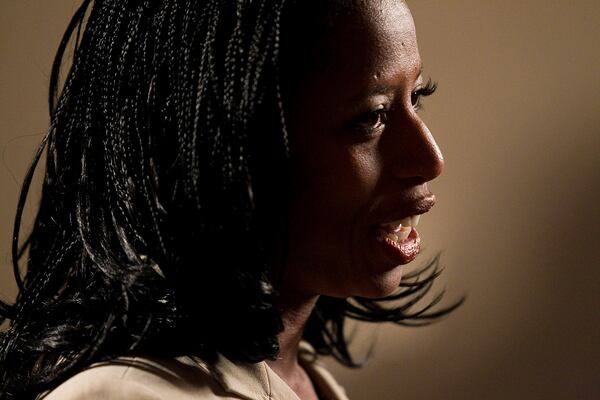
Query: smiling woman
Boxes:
[
  {"xmin": 284, "ymin": 3, "xmax": 444, "ymax": 299},
  {"xmin": 0, "ymin": 1, "xmax": 460, "ymax": 399}
]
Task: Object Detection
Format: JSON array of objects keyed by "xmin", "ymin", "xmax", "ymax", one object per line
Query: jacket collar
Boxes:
[
  {"xmin": 184, "ymin": 341, "xmax": 347, "ymax": 400},
  {"xmin": 187, "ymin": 351, "xmax": 300, "ymax": 400}
]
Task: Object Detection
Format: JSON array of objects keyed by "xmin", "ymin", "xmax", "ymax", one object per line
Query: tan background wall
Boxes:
[{"xmin": 1, "ymin": 1, "xmax": 599, "ymax": 399}]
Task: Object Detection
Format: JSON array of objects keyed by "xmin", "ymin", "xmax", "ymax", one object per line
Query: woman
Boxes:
[{"xmin": 0, "ymin": 0, "xmax": 460, "ymax": 399}]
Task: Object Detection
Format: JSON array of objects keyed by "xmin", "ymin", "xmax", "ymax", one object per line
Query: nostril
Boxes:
[
  {"xmin": 394, "ymin": 144, "xmax": 443, "ymax": 184},
  {"xmin": 388, "ymin": 112, "xmax": 444, "ymax": 183},
  {"xmin": 429, "ymin": 151, "xmax": 444, "ymax": 180},
  {"xmin": 418, "ymin": 136, "xmax": 444, "ymax": 182}
]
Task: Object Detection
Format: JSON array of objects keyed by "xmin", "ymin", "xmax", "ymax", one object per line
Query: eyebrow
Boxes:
[{"xmin": 357, "ymin": 64, "xmax": 424, "ymax": 100}]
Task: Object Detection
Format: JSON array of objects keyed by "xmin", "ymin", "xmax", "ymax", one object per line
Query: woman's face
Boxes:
[{"xmin": 284, "ymin": 0, "xmax": 443, "ymax": 298}]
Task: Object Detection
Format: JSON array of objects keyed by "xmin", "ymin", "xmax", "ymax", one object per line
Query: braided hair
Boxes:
[{"xmin": 0, "ymin": 1, "xmax": 461, "ymax": 398}]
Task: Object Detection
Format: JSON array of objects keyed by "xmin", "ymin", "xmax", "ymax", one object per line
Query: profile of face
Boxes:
[{"xmin": 283, "ymin": 0, "xmax": 444, "ymax": 299}]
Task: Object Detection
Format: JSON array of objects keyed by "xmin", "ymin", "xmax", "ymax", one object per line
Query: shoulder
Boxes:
[
  {"xmin": 39, "ymin": 344, "xmax": 349, "ymax": 400},
  {"xmin": 298, "ymin": 342, "xmax": 349, "ymax": 400},
  {"xmin": 40, "ymin": 356, "xmax": 236, "ymax": 400}
]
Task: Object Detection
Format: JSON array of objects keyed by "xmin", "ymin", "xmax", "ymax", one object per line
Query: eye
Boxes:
[
  {"xmin": 353, "ymin": 105, "xmax": 390, "ymax": 134},
  {"xmin": 411, "ymin": 78, "xmax": 437, "ymax": 111}
]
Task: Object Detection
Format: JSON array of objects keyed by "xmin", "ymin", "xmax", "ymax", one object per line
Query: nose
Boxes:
[{"xmin": 387, "ymin": 115, "xmax": 444, "ymax": 184}]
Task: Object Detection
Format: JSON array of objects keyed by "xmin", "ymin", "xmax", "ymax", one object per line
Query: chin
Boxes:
[{"xmin": 352, "ymin": 269, "xmax": 404, "ymax": 299}]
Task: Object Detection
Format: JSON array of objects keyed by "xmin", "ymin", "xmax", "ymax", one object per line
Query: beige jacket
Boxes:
[{"xmin": 41, "ymin": 342, "xmax": 349, "ymax": 400}]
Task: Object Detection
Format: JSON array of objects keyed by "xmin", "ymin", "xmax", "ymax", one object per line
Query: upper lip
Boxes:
[{"xmin": 374, "ymin": 194, "xmax": 436, "ymax": 225}]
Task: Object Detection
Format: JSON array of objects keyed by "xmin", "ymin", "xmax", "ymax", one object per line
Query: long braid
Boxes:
[{"xmin": 0, "ymin": 1, "xmax": 290, "ymax": 397}]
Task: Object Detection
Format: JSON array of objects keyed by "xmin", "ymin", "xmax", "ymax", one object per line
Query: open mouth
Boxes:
[
  {"xmin": 375, "ymin": 214, "xmax": 422, "ymax": 264},
  {"xmin": 377, "ymin": 214, "xmax": 421, "ymax": 244}
]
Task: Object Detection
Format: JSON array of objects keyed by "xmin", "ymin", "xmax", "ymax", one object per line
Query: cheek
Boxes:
[
  {"xmin": 286, "ymin": 143, "xmax": 385, "ymax": 296},
  {"xmin": 348, "ymin": 144, "xmax": 382, "ymax": 196},
  {"xmin": 324, "ymin": 144, "xmax": 382, "ymax": 217},
  {"xmin": 291, "ymin": 142, "xmax": 382, "ymax": 239}
]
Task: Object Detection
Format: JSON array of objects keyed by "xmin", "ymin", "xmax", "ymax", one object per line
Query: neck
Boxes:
[{"xmin": 267, "ymin": 288, "xmax": 319, "ymax": 379}]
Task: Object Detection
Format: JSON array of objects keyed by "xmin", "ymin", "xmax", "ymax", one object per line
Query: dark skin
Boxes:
[{"xmin": 267, "ymin": 1, "xmax": 444, "ymax": 399}]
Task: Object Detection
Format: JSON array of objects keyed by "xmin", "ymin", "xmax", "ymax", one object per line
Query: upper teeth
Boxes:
[
  {"xmin": 378, "ymin": 215, "xmax": 421, "ymax": 243},
  {"xmin": 380, "ymin": 215, "xmax": 421, "ymax": 233}
]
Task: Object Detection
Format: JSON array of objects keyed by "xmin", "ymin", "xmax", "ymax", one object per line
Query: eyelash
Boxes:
[
  {"xmin": 412, "ymin": 78, "xmax": 437, "ymax": 112},
  {"xmin": 353, "ymin": 79, "xmax": 437, "ymax": 135}
]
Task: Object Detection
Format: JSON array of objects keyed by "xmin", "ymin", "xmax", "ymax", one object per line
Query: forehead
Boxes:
[{"xmin": 314, "ymin": 0, "xmax": 421, "ymax": 92}]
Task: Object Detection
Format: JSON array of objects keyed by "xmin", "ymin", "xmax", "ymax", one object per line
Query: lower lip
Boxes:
[{"xmin": 377, "ymin": 228, "xmax": 421, "ymax": 265}]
